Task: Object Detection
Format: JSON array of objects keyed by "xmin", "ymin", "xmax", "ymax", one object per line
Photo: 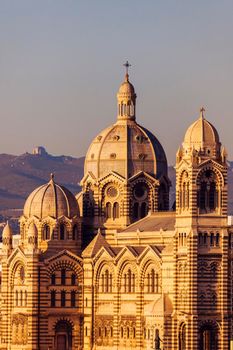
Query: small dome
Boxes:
[
  {"xmin": 118, "ymin": 74, "xmax": 135, "ymax": 95},
  {"xmin": 23, "ymin": 175, "xmax": 79, "ymax": 219},
  {"xmin": 183, "ymin": 109, "xmax": 220, "ymax": 149},
  {"xmin": 2, "ymin": 221, "xmax": 13, "ymax": 238}
]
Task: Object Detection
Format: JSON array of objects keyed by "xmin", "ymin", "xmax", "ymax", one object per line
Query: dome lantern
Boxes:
[{"xmin": 117, "ymin": 61, "xmax": 137, "ymax": 121}]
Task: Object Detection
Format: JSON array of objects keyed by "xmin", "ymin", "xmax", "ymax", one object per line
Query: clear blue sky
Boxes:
[{"xmin": 0, "ymin": 0, "xmax": 233, "ymax": 164}]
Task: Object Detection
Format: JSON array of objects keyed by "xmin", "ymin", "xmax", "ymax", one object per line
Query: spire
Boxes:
[
  {"xmin": 199, "ymin": 107, "xmax": 205, "ymax": 146},
  {"xmin": 50, "ymin": 173, "xmax": 55, "ymax": 183},
  {"xmin": 117, "ymin": 61, "xmax": 136, "ymax": 121}
]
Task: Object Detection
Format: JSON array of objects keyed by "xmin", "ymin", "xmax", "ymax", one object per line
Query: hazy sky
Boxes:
[{"xmin": 0, "ymin": 1, "xmax": 233, "ymax": 164}]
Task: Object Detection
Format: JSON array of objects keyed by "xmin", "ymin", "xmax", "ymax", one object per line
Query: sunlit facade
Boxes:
[{"xmin": 0, "ymin": 69, "xmax": 231, "ymax": 350}]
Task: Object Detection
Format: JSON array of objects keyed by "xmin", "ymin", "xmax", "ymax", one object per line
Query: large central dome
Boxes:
[{"xmin": 85, "ymin": 70, "xmax": 167, "ymax": 180}]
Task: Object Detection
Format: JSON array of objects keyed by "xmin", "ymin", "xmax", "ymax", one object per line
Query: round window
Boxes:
[
  {"xmin": 106, "ymin": 186, "xmax": 118, "ymax": 198},
  {"xmin": 133, "ymin": 183, "xmax": 148, "ymax": 200}
]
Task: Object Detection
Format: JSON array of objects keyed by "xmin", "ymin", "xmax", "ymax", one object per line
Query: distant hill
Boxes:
[
  {"xmin": 0, "ymin": 150, "xmax": 232, "ymax": 219},
  {"xmin": 0, "ymin": 151, "xmax": 84, "ymax": 211}
]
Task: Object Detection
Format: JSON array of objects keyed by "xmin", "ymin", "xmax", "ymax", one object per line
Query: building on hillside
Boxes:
[{"xmin": 0, "ymin": 66, "xmax": 232, "ymax": 350}]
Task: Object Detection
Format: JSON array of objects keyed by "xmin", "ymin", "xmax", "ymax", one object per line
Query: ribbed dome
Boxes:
[
  {"xmin": 84, "ymin": 67, "xmax": 168, "ymax": 181},
  {"xmin": 23, "ymin": 175, "xmax": 79, "ymax": 219},
  {"xmin": 2, "ymin": 221, "xmax": 13, "ymax": 238},
  {"xmin": 183, "ymin": 109, "xmax": 220, "ymax": 148},
  {"xmin": 85, "ymin": 122, "xmax": 167, "ymax": 180}
]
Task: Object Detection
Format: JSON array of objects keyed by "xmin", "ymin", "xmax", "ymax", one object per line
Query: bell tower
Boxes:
[{"xmin": 174, "ymin": 108, "xmax": 229, "ymax": 350}]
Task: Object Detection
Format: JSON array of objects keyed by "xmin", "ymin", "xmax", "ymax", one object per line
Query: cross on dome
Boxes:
[
  {"xmin": 123, "ymin": 60, "xmax": 131, "ymax": 81},
  {"xmin": 200, "ymin": 107, "xmax": 205, "ymax": 119}
]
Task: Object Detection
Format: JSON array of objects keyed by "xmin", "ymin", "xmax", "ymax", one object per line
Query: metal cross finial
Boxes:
[
  {"xmin": 123, "ymin": 60, "xmax": 131, "ymax": 75},
  {"xmin": 200, "ymin": 107, "xmax": 205, "ymax": 113},
  {"xmin": 200, "ymin": 107, "xmax": 205, "ymax": 119}
]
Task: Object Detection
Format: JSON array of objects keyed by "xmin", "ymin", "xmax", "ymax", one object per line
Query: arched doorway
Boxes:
[
  {"xmin": 179, "ymin": 323, "xmax": 186, "ymax": 350},
  {"xmin": 55, "ymin": 320, "xmax": 72, "ymax": 350},
  {"xmin": 199, "ymin": 323, "xmax": 218, "ymax": 350}
]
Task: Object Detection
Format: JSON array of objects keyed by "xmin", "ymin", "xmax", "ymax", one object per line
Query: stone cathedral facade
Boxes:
[{"xmin": 0, "ymin": 68, "xmax": 232, "ymax": 350}]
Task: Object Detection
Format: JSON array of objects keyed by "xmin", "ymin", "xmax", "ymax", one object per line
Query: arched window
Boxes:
[
  {"xmin": 179, "ymin": 323, "xmax": 186, "ymax": 350},
  {"xmin": 158, "ymin": 183, "xmax": 168, "ymax": 210},
  {"xmin": 43, "ymin": 225, "xmax": 50, "ymax": 240},
  {"xmin": 198, "ymin": 170, "xmax": 218, "ymax": 213},
  {"xmin": 60, "ymin": 224, "xmax": 65, "ymax": 240},
  {"xmin": 15, "ymin": 290, "xmax": 18, "ymax": 306},
  {"xmin": 127, "ymin": 327, "xmax": 130, "ymax": 339},
  {"xmin": 105, "ymin": 269, "xmax": 109, "ymax": 292},
  {"xmin": 140, "ymin": 202, "xmax": 148, "ymax": 218},
  {"xmin": 128, "ymin": 270, "xmax": 132, "ymax": 292},
  {"xmin": 147, "ymin": 269, "xmax": 159, "ymax": 293},
  {"xmin": 61, "ymin": 290, "xmax": 66, "ymax": 307},
  {"xmin": 203, "ymin": 232, "xmax": 208, "ymax": 245},
  {"xmin": 106, "ymin": 202, "xmax": 112, "ymax": 219},
  {"xmin": 102, "ymin": 269, "xmax": 112, "ymax": 292},
  {"xmin": 216, "ymin": 233, "xmax": 220, "ymax": 246},
  {"xmin": 209, "ymin": 182, "xmax": 216, "ymax": 210},
  {"xmin": 104, "ymin": 327, "xmax": 107, "ymax": 337},
  {"xmin": 25, "ymin": 290, "xmax": 27, "ymax": 306},
  {"xmin": 51, "ymin": 290, "xmax": 56, "ymax": 307},
  {"xmin": 20, "ymin": 290, "xmax": 23, "ymax": 306},
  {"xmin": 110, "ymin": 327, "xmax": 113, "ymax": 337},
  {"xmin": 71, "ymin": 273, "xmax": 76, "ymax": 286},
  {"xmin": 133, "ymin": 202, "xmax": 139, "ymax": 219},
  {"xmin": 198, "ymin": 232, "xmax": 203, "ymax": 245},
  {"xmin": 133, "ymin": 327, "xmax": 136, "ymax": 338},
  {"xmin": 61, "ymin": 269, "xmax": 66, "ymax": 285},
  {"xmin": 98, "ymin": 327, "xmax": 102, "ymax": 337},
  {"xmin": 210, "ymin": 232, "xmax": 214, "ymax": 246},
  {"xmin": 113, "ymin": 202, "xmax": 120, "ymax": 219},
  {"xmin": 124, "ymin": 269, "xmax": 135, "ymax": 293},
  {"xmin": 51, "ymin": 273, "xmax": 56, "ymax": 285},
  {"xmin": 71, "ymin": 290, "xmax": 76, "ymax": 307},
  {"xmin": 72, "ymin": 225, "xmax": 78, "ymax": 240},
  {"xmin": 121, "ymin": 327, "xmax": 124, "ymax": 338},
  {"xmin": 199, "ymin": 324, "xmax": 218, "ymax": 350}
]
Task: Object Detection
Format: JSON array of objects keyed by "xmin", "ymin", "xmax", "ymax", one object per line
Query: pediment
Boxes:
[
  {"xmin": 114, "ymin": 245, "xmax": 139, "ymax": 264},
  {"xmin": 197, "ymin": 158, "xmax": 225, "ymax": 171},
  {"xmin": 93, "ymin": 246, "xmax": 115, "ymax": 264},
  {"xmin": 137, "ymin": 245, "xmax": 162, "ymax": 264},
  {"xmin": 7, "ymin": 246, "xmax": 27, "ymax": 265},
  {"xmin": 98, "ymin": 171, "xmax": 126, "ymax": 184},
  {"xmin": 128, "ymin": 171, "xmax": 158, "ymax": 185},
  {"xmin": 80, "ymin": 171, "xmax": 97, "ymax": 186},
  {"xmin": 45, "ymin": 249, "xmax": 82, "ymax": 265}
]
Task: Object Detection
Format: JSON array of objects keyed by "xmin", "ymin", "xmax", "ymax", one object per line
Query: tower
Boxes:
[
  {"xmin": 81, "ymin": 63, "xmax": 170, "ymax": 243},
  {"xmin": 174, "ymin": 108, "xmax": 229, "ymax": 350}
]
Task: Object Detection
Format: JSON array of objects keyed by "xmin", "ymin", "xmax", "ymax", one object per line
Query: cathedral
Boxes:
[{"xmin": 0, "ymin": 65, "xmax": 232, "ymax": 350}]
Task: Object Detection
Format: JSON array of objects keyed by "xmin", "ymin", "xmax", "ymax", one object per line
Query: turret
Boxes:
[
  {"xmin": 2, "ymin": 221, "xmax": 13, "ymax": 256},
  {"xmin": 27, "ymin": 223, "xmax": 38, "ymax": 253}
]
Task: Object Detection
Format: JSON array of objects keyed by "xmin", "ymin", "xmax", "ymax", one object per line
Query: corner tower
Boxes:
[
  {"xmin": 174, "ymin": 108, "xmax": 229, "ymax": 350},
  {"xmin": 176, "ymin": 107, "xmax": 227, "ymax": 219},
  {"xmin": 81, "ymin": 63, "xmax": 170, "ymax": 242}
]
